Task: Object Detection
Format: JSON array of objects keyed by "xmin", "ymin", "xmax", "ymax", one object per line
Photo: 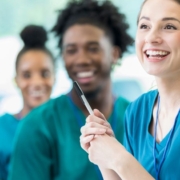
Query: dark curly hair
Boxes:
[
  {"xmin": 52, "ymin": 0, "xmax": 133, "ymax": 57},
  {"xmin": 16, "ymin": 25, "xmax": 55, "ymax": 72}
]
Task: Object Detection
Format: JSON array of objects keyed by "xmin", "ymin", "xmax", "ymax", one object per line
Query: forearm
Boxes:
[
  {"xmin": 99, "ymin": 167, "xmax": 122, "ymax": 180},
  {"xmin": 113, "ymin": 152, "xmax": 155, "ymax": 180}
]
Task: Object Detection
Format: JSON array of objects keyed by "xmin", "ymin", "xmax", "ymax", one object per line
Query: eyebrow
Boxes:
[
  {"xmin": 138, "ymin": 16, "xmax": 180, "ymax": 24},
  {"xmin": 162, "ymin": 17, "xmax": 180, "ymax": 23},
  {"xmin": 63, "ymin": 41, "xmax": 100, "ymax": 49}
]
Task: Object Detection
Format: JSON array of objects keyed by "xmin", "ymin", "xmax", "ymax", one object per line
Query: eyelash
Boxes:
[
  {"xmin": 164, "ymin": 24, "xmax": 177, "ymax": 30},
  {"xmin": 139, "ymin": 24, "xmax": 177, "ymax": 30},
  {"xmin": 139, "ymin": 24, "xmax": 149, "ymax": 29}
]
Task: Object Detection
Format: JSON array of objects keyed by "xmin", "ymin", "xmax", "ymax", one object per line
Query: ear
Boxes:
[
  {"xmin": 14, "ymin": 76, "xmax": 19, "ymax": 88},
  {"xmin": 53, "ymin": 75, "xmax": 56, "ymax": 85},
  {"xmin": 111, "ymin": 46, "xmax": 121, "ymax": 65}
]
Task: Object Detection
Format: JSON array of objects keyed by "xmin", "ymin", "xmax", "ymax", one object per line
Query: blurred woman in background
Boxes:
[{"xmin": 0, "ymin": 25, "xmax": 55, "ymax": 180}]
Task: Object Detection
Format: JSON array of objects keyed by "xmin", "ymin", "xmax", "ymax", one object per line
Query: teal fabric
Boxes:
[
  {"xmin": 8, "ymin": 94, "xmax": 129, "ymax": 180},
  {"xmin": 0, "ymin": 114, "xmax": 19, "ymax": 180},
  {"xmin": 124, "ymin": 90, "xmax": 180, "ymax": 179}
]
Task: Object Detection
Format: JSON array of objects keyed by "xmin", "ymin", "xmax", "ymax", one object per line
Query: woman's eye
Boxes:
[
  {"xmin": 165, "ymin": 24, "xmax": 177, "ymax": 30},
  {"xmin": 42, "ymin": 70, "xmax": 51, "ymax": 78},
  {"xmin": 22, "ymin": 72, "xmax": 31, "ymax": 79},
  {"xmin": 140, "ymin": 24, "xmax": 149, "ymax": 29}
]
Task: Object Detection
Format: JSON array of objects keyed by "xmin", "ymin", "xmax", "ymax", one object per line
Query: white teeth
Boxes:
[
  {"xmin": 30, "ymin": 91, "xmax": 45, "ymax": 97},
  {"xmin": 77, "ymin": 71, "xmax": 94, "ymax": 78},
  {"xmin": 146, "ymin": 50, "xmax": 168, "ymax": 56}
]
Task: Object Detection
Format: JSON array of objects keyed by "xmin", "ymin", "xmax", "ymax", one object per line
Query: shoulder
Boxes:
[
  {"xmin": 0, "ymin": 114, "xmax": 18, "ymax": 135},
  {"xmin": 116, "ymin": 96, "xmax": 130, "ymax": 106},
  {"xmin": 115, "ymin": 96, "xmax": 130, "ymax": 113},
  {"xmin": 24, "ymin": 95, "xmax": 67, "ymax": 120},
  {"xmin": 124, "ymin": 90, "xmax": 158, "ymax": 131},
  {"xmin": 126, "ymin": 89, "xmax": 158, "ymax": 115},
  {"xmin": 18, "ymin": 95, "xmax": 68, "ymax": 131},
  {"xmin": 12, "ymin": 94, "xmax": 72, "ymax": 149},
  {"xmin": 0, "ymin": 113, "xmax": 14, "ymax": 120},
  {"xmin": 0, "ymin": 113, "xmax": 17, "ymax": 125}
]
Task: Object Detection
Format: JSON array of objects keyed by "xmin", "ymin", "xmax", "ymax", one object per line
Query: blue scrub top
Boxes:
[
  {"xmin": 124, "ymin": 90, "xmax": 180, "ymax": 180},
  {"xmin": 0, "ymin": 113, "xmax": 19, "ymax": 180}
]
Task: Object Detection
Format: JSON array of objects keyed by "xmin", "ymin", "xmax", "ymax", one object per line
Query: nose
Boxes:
[
  {"xmin": 76, "ymin": 49, "xmax": 91, "ymax": 64},
  {"xmin": 145, "ymin": 28, "xmax": 163, "ymax": 44},
  {"xmin": 30, "ymin": 74, "xmax": 44, "ymax": 87}
]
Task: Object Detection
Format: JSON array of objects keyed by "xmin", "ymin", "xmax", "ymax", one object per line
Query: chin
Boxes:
[
  {"xmin": 29, "ymin": 99, "xmax": 48, "ymax": 108},
  {"xmin": 84, "ymin": 86, "xmax": 101, "ymax": 99}
]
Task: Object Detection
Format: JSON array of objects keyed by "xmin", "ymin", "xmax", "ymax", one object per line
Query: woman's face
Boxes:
[
  {"xmin": 62, "ymin": 24, "xmax": 119, "ymax": 94},
  {"xmin": 16, "ymin": 50, "xmax": 55, "ymax": 109},
  {"xmin": 136, "ymin": 0, "xmax": 180, "ymax": 78}
]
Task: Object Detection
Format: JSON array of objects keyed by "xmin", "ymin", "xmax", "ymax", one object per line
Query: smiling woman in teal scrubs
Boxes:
[
  {"xmin": 80, "ymin": 0, "xmax": 180, "ymax": 179},
  {"xmin": 0, "ymin": 25, "xmax": 55, "ymax": 180}
]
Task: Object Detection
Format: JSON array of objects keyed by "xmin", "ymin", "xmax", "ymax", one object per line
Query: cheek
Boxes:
[
  {"xmin": 167, "ymin": 34, "xmax": 180, "ymax": 49},
  {"xmin": 135, "ymin": 34, "xmax": 144, "ymax": 60},
  {"xmin": 45, "ymin": 79, "xmax": 55, "ymax": 90},
  {"xmin": 16, "ymin": 79, "xmax": 28, "ymax": 90},
  {"xmin": 63, "ymin": 58, "xmax": 72, "ymax": 70},
  {"xmin": 47, "ymin": 82, "xmax": 54, "ymax": 90}
]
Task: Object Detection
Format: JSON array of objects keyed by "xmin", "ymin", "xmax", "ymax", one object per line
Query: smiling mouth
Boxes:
[
  {"xmin": 29, "ymin": 90, "xmax": 46, "ymax": 98},
  {"xmin": 76, "ymin": 71, "xmax": 94, "ymax": 78},
  {"xmin": 75, "ymin": 71, "xmax": 95, "ymax": 84},
  {"xmin": 145, "ymin": 50, "xmax": 170, "ymax": 59}
]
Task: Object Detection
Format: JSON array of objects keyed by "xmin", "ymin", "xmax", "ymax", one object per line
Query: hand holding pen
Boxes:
[
  {"xmin": 73, "ymin": 81, "xmax": 114, "ymax": 152},
  {"xmin": 80, "ymin": 109, "xmax": 114, "ymax": 152}
]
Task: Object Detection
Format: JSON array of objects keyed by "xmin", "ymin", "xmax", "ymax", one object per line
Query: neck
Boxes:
[
  {"xmin": 71, "ymin": 80, "xmax": 113, "ymax": 118},
  {"xmin": 150, "ymin": 77, "xmax": 180, "ymax": 142},
  {"xmin": 16, "ymin": 104, "xmax": 32, "ymax": 120},
  {"xmin": 156, "ymin": 76, "xmax": 180, "ymax": 111}
]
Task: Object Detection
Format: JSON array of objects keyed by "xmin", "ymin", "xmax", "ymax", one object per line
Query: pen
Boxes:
[{"xmin": 73, "ymin": 81, "xmax": 93, "ymax": 115}]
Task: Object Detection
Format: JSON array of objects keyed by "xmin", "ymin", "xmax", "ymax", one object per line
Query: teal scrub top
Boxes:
[
  {"xmin": 124, "ymin": 90, "xmax": 180, "ymax": 180},
  {"xmin": 8, "ymin": 94, "xmax": 129, "ymax": 180},
  {"xmin": 0, "ymin": 114, "xmax": 19, "ymax": 180}
]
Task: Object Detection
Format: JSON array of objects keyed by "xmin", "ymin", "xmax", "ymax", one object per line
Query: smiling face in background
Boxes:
[
  {"xmin": 15, "ymin": 50, "xmax": 55, "ymax": 109},
  {"xmin": 136, "ymin": 0, "xmax": 180, "ymax": 78},
  {"xmin": 62, "ymin": 24, "xmax": 119, "ymax": 94}
]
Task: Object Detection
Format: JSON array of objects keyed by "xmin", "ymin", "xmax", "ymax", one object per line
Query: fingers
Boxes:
[
  {"xmin": 85, "ymin": 112, "xmax": 114, "ymax": 136},
  {"xmin": 86, "ymin": 114, "xmax": 110, "ymax": 128},
  {"xmin": 80, "ymin": 134, "xmax": 94, "ymax": 144},
  {"xmin": 80, "ymin": 123, "xmax": 107, "ymax": 136},
  {"xmin": 80, "ymin": 134, "xmax": 95, "ymax": 153},
  {"xmin": 80, "ymin": 121, "xmax": 114, "ymax": 137},
  {"xmin": 93, "ymin": 109, "xmax": 106, "ymax": 121},
  {"xmin": 80, "ymin": 109, "xmax": 114, "ymax": 154}
]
